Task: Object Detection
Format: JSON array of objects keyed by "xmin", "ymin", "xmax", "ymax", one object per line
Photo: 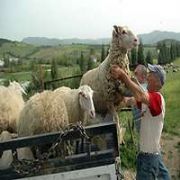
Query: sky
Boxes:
[{"xmin": 0, "ymin": 0, "xmax": 180, "ymax": 41}]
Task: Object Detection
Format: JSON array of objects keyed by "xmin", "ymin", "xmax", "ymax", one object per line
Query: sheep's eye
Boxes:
[
  {"xmin": 122, "ymin": 30, "xmax": 127, "ymax": 34},
  {"xmin": 81, "ymin": 93, "xmax": 88, "ymax": 99},
  {"xmin": 84, "ymin": 95, "xmax": 88, "ymax": 99}
]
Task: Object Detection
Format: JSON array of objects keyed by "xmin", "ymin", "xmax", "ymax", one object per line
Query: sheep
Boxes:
[
  {"xmin": 17, "ymin": 85, "xmax": 95, "ymax": 159},
  {"xmin": 0, "ymin": 131, "xmax": 14, "ymax": 169},
  {"xmin": 17, "ymin": 90, "xmax": 69, "ymax": 136},
  {"xmin": 54, "ymin": 85, "xmax": 95, "ymax": 125},
  {"xmin": 18, "ymin": 85, "xmax": 95, "ymax": 136},
  {"xmin": 80, "ymin": 25, "xmax": 138, "ymax": 146},
  {"xmin": 80, "ymin": 25, "xmax": 138, "ymax": 114},
  {"xmin": 16, "ymin": 90, "xmax": 70, "ymax": 160},
  {"xmin": 0, "ymin": 131, "xmax": 34, "ymax": 170},
  {"xmin": 0, "ymin": 81, "xmax": 26, "ymax": 134}
]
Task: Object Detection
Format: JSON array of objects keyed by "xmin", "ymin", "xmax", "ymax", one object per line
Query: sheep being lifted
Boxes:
[
  {"xmin": 80, "ymin": 25, "xmax": 139, "ymax": 113},
  {"xmin": 0, "ymin": 81, "xmax": 26, "ymax": 133},
  {"xmin": 17, "ymin": 85, "xmax": 95, "ymax": 137}
]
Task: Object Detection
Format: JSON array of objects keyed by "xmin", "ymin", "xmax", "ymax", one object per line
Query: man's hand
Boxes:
[{"xmin": 110, "ymin": 65, "xmax": 125, "ymax": 80}]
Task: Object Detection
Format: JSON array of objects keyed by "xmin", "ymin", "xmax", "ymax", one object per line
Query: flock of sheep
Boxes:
[{"xmin": 0, "ymin": 25, "xmax": 138, "ymax": 170}]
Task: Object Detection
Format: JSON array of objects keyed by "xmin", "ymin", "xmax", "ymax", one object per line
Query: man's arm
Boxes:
[{"xmin": 111, "ymin": 65, "xmax": 149, "ymax": 104}]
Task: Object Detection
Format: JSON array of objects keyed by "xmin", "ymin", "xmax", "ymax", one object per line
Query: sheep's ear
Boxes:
[{"xmin": 113, "ymin": 25, "xmax": 119, "ymax": 34}]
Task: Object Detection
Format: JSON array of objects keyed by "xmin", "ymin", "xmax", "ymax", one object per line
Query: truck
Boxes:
[{"xmin": 0, "ymin": 121, "xmax": 123, "ymax": 180}]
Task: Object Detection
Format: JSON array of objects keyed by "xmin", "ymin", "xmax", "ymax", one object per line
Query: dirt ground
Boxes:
[
  {"xmin": 161, "ymin": 133, "xmax": 180, "ymax": 180},
  {"xmin": 123, "ymin": 133, "xmax": 180, "ymax": 180}
]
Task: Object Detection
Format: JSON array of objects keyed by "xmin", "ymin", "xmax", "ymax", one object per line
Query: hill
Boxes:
[
  {"xmin": 138, "ymin": 30, "xmax": 180, "ymax": 44},
  {"xmin": 0, "ymin": 38, "xmax": 12, "ymax": 46},
  {"xmin": 22, "ymin": 30, "xmax": 180, "ymax": 46},
  {"xmin": 22, "ymin": 37, "xmax": 110, "ymax": 46}
]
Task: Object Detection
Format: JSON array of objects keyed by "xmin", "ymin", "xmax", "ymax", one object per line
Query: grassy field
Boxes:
[
  {"xmin": 162, "ymin": 58, "xmax": 180, "ymax": 135},
  {"xmin": 0, "ymin": 65, "xmax": 81, "ymax": 83}
]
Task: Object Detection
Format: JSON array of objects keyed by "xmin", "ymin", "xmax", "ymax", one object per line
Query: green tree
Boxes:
[
  {"xmin": 30, "ymin": 65, "xmax": 48, "ymax": 92},
  {"xmin": 51, "ymin": 58, "xmax": 59, "ymax": 89},
  {"xmin": 157, "ymin": 42, "xmax": 166, "ymax": 64},
  {"xmin": 157, "ymin": 42, "xmax": 171, "ymax": 64},
  {"xmin": 3, "ymin": 54, "xmax": 10, "ymax": 68},
  {"xmin": 130, "ymin": 48, "xmax": 137, "ymax": 66},
  {"xmin": 51, "ymin": 59, "xmax": 58, "ymax": 80},
  {"xmin": 145, "ymin": 50, "xmax": 153, "ymax": 64},
  {"xmin": 177, "ymin": 43, "xmax": 180, "ymax": 57},
  {"xmin": 137, "ymin": 40, "xmax": 146, "ymax": 65},
  {"xmin": 87, "ymin": 48, "xmax": 96, "ymax": 70},
  {"xmin": 79, "ymin": 51, "xmax": 86, "ymax": 73},
  {"xmin": 170, "ymin": 43, "xmax": 175, "ymax": 61}
]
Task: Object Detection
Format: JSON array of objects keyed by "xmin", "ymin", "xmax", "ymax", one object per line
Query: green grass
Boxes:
[
  {"xmin": 30, "ymin": 44, "xmax": 102, "ymax": 61},
  {"xmin": 0, "ymin": 42, "xmax": 38, "ymax": 58},
  {"xmin": 162, "ymin": 58, "xmax": 180, "ymax": 136},
  {"xmin": 0, "ymin": 71, "xmax": 32, "ymax": 82},
  {"xmin": 0, "ymin": 65, "xmax": 81, "ymax": 85}
]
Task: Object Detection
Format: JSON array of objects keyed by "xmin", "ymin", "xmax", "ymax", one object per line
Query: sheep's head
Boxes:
[
  {"xmin": 78, "ymin": 85, "xmax": 95, "ymax": 119},
  {"xmin": 112, "ymin": 25, "xmax": 139, "ymax": 50},
  {"xmin": 9, "ymin": 81, "xmax": 27, "ymax": 95}
]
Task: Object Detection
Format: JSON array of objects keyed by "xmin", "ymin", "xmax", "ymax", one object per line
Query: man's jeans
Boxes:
[{"xmin": 136, "ymin": 153, "xmax": 170, "ymax": 180}]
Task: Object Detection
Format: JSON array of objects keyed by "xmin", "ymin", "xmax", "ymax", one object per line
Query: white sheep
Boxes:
[
  {"xmin": 17, "ymin": 85, "xmax": 95, "ymax": 136},
  {"xmin": 80, "ymin": 25, "xmax": 138, "ymax": 113},
  {"xmin": 17, "ymin": 90, "xmax": 68, "ymax": 136},
  {"xmin": 54, "ymin": 85, "xmax": 95, "ymax": 125},
  {"xmin": 0, "ymin": 131, "xmax": 14, "ymax": 170},
  {"xmin": 0, "ymin": 131, "xmax": 34, "ymax": 170},
  {"xmin": 16, "ymin": 90, "xmax": 70, "ymax": 160},
  {"xmin": 0, "ymin": 81, "xmax": 26, "ymax": 133},
  {"xmin": 17, "ymin": 85, "xmax": 95, "ymax": 160},
  {"xmin": 80, "ymin": 25, "xmax": 138, "ymax": 146}
]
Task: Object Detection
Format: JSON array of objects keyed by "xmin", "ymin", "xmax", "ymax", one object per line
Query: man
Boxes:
[
  {"xmin": 132, "ymin": 64, "xmax": 147, "ymax": 133},
  {"xmin": 111, "ymin": 64, "xmax": 170, "ymax": 180}
]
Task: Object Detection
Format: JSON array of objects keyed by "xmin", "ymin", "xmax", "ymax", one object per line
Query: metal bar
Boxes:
[
  {"xmin": 0, "ymin": 122, "xmax": 116, "ymax": 152},
  {"xmin": 44, "ymin": 74, "xmax": 83, "ymax": 86}
]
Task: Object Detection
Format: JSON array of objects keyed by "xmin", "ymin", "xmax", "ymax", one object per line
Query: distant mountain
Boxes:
[
  {"xmin": 22, "ymin": 37, "xmax": 61, "ymax": 46},
  {"xmin": 22, "ymin": 30, "xmax": 180, "ymax": 46},
  {"xmin": 22, "ymin": 37, "xmax": 110, "ymax": 46},
  {"xmin": 138, "ymin": 30, "xmax": 180, "ymax": 44},
  {"xmin": 0, "ymin": 38, "xmax": 12, "ymax": 46}
]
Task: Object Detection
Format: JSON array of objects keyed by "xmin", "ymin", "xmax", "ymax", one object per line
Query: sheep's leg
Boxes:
[
  {"xmin": 109, "ymin": 104, "xmax": 124, "ymax": 178},
  {"xmin": 113, "ymin": 110, "xmax": 122, "ymax": 147},
  {"xmin": 108, "ymin": 104, "xmax": 125, "ymax": 146}
]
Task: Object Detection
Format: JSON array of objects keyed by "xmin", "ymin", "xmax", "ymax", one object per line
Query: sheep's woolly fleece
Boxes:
[
  {"xmin": 80, "ymin": 25, "xmax": 138, "ymax": 113},
  {"xmin": 17, "ymin": 90, "xmax": 69, "ymax": 136},
  {"xmin": 0, "ymin": 82, "xmax": 25, "ymax": 133}
]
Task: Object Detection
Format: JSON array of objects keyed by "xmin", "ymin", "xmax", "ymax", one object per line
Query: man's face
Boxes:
[{"xmin": 147, "ymin": 72, "xmax": 161, "ymax": 91}]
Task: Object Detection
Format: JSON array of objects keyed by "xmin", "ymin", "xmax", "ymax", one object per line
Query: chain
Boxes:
[
  {"xmin": 12, "ymin": 122, "xmax": 89, "ymax": 176},
  {"xmin": 42, "ymin": 122, "xmax": 90, "ymax": 160},
  {"xmin": 115, "ymin": 156, "xmax": 124, "ymax": 180},
  {"xmin": 12, "ymin": 158, "xmax": 42, "ymax": 176}
]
